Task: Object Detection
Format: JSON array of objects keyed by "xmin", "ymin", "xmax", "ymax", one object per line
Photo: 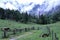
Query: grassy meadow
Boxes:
[{"xmin": 0, "ymin": 19, "xmax": 60, "ymax": 40}]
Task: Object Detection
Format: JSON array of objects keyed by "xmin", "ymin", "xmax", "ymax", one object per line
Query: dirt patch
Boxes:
[{"xmin": 9, "ymin": 32, "xmax": 32, "ymax": 40}]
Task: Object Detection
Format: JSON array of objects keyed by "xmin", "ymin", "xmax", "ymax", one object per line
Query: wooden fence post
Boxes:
[{"xmin": 52, "ymin": 30, "xmax": 54, "ymax": 40}]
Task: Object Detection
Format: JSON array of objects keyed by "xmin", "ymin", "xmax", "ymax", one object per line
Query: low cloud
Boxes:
[{"xmin": 0, "ymin": 0, "xmax": 60, "ymax": 12}]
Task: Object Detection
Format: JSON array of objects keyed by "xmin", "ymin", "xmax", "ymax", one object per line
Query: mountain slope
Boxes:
[{"xmin": 0, "ymin": 0, "xmax": 60, "ymax": 14}]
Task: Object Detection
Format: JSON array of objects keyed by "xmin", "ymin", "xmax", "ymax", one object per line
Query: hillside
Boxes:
[{"xmin": 0, "ymin": 19, "xmax": 60, "ymax": 40}]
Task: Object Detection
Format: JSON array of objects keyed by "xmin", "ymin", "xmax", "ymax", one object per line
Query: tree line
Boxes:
[{"xmin": 0, "ymin": 7, "xmax": 60, "ymax": 24}]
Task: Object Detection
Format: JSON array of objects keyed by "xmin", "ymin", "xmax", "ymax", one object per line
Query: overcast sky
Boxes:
[{"xmin": 0, "ymin": 0, "xmax": 60, "ymax": 12}]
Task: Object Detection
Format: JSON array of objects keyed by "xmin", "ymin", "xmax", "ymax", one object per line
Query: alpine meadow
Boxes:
[{"xmin": 0, "ymin": 0, "xmax": 60, "ymax": 40}]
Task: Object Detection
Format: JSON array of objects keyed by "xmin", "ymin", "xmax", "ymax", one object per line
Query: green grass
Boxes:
[
  {"xmin": 0, "ymin": 19, "xmax": 60, "ymax": 40},
  {"xmin": 0, "ymin": 19, "xmax": 43, "ymax": 28}
]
